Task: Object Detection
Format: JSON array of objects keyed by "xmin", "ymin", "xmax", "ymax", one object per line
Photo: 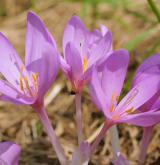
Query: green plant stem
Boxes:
[{"xmin": 147, "ymin": 0, "xmax": 160, "ymax": 23}]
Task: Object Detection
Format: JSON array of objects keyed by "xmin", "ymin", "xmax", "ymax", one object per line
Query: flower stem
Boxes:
[
  {"xmin": 75, "ymin": 93, "xmax": 83, "ymax": 146},
  {"xmin": 35, "ymin": 106, "xmax": 68, "ymax": 165},
  {"xmin": 90, "ymin": 121, "xmax": 112, "ymax": 155},
  {"xmin": 147, "ymin": 0, "xmax": 160, "ymax": 23},
  {"xmin": 109, "ymin": 125, "xmax": 120, "ymax": 158},
  {"xmin": 139, "ymin": 126, "xmax": 153, "ymax": 164}
]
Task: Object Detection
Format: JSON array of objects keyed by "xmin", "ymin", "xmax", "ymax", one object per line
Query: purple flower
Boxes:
[
  {"xmin": 0, "ymin": 11, "xmax": 59, "ymax": 107},
  {"xmin": 0, "ymin": 142, "xmax": 21, "ymax": 165},
  {"xmin": 0, "ymin": 12, "xmax": 68, "ymax": 164},
  {"xmin": 60, "ymin": 16, "xmax": 112, "ymax": 93},
  {"xmin": 90, "ymin": 52, "xmax": 160, "ymax": 127},
  {"xmin": 131, "ymin": 54, "xmax": 160, "ymax": 163}
]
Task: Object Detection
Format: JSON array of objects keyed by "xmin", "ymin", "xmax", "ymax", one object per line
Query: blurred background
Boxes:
[{"xmin": 0, "ymin": 0, "xmax": 160, "ymax": 164}]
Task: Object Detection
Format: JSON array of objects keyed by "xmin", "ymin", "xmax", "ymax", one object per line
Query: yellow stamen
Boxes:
[
  {"xmin": 125, "ymin": 107, "xmax": 134, "ymax": 114},
  {"xmin": 32, "ymin": 73, "xmax": 37, "ymax": 82},
  {"xmin": 109, "ymin": 92, "xmax": 116, "ymax": 112},
  {"xmin": 24, "ymin": 76, "xmax": 30, "ymax": 91},
  {"xmin": 19, "ymin": 76, "xmax": 24, "ymax": 91},
  {"xmin": 32, "ymin": 73, "xmax": 39, "ymax": 89},
  {"xmin": 111, "ymin": 92, "xmax": 116, "ymax": 102},
  {"xmin": 110, "ymin": 104, "xmax": 114, "ymax": 112},
  {"xmin": 20, "ymin": 65, "xmax": 24, "ymax": 73},
  {"xmin": 83, "ymin": 56, "xmax": 87, "ymax": 72}
]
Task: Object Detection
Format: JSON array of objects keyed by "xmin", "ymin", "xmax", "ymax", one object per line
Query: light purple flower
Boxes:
[
  {"xmin": 89, "ymin": 52, "xmax": 160, "ymax": 127},
  {"xmin": 0, "ymin": 11, "xmax": 59, "ymax": 108},
  {"xmin": 0, "ymin": 12, "xmax": 68, "ymax": 164},
  {"xmin": 60, "ymin": 16, "xmax": 112, "ymax": 93},
  {"xmin": 131, "ymin": 54, "xmax": 160, "ymax": 163},
  {"xmin": 0, "ymin": 142, "xmax": 21, "ymax": 165}
]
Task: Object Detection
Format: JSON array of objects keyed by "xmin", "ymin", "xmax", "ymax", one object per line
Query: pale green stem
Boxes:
[{"xmin": 109, "ymin": 125, "xmax": 120, "ymax": 158}]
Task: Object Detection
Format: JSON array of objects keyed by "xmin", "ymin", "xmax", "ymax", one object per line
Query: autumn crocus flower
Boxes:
[
  {"xmin": 0, "ymin": 142, "xmax": 21, "ymax": 165},
  {"xmin": 131, "ymin": 54, "xmax": 160, "ymax": 164},
  {"xmin": 60, "ymin": 16, "xmax": 112, "ymax": 152},
  {"xmin": 60, "ymin": 16, "xmax": 112, "ymax": 93},
  {"xmin": 89, "ymin": 51, "xmax": 160, "ymax": 155},
  {"xmin": 0, "ymin": 12, "xmax": 67, "ymax": 164}
]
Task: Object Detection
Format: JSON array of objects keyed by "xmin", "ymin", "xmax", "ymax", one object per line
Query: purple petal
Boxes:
[
  {"xmin": 87, "ymin": 31, "xmax": 112, "ymax": 68},
  {"xmin": 0, "ymin": 33, "xmax": 23, "ymax": 89},
  {"xmin": 60, "ymin": 55, "xmax": 71, "ymax": 76},
  {"xmin": 100, "ymin": 50, "xmax": 129, "ymax": 109},
  {"xmin": 116, "ymin": 75, "xmax": 160, "ymax": 114},
  {"xmin": 63, "ymin": 16, "xmax": 89, "ymax": 57},
  {"xmin": 100, "ymin": 24, "xmax": 109, "ymax": 36},
  {"xmin": 89, "ymin": 67, "xmax": 109, "ymax": 116},
  {"xmin": 120, "ymin": 111, "xmax": 160, "ymax": 127},
  {"xmin": 138, "ymin": 92, "xmax": 160, "ymax": 113},
  {"xmin": 27, "ymin": 43, "xmax": 59, "ymax": 98},
  {"xmin": 65, "ymin": 42, "xmax": 83, "ymax": 82},
  {"xmin": 0, "ymin": 142, "xmax": 21, "ymax": 165},
  {"xmin": 132, "ymin": 54, "xmax": 160, "ymax": 86},
  {"xmin": 25, "ymin": 11, "xmax": 57, "ymax": 65},
  {"xmin": 0, "ymin": 79, "xmax": 35, "ymax": 105}
]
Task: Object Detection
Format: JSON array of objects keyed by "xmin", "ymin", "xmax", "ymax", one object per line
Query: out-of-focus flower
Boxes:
[
  {"xmin": 0, "ymin": 142, "xmax": 21, "ymax": 165},
  {"xmin": 0, "ymin": 11, "xmax": 59, "ymax": 108},
  {"xmin": 90, "ymin": 52, "xmax": 160, "ymax": 127},
  {"xmin": 60, "ymin": 16, "xmax": 112, "ymax": 93}
]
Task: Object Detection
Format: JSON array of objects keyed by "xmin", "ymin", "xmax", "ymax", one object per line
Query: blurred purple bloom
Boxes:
[
  {"xmin": 90, "ymin": 52, "xmax": 160, "ymax": 127},
  {"xmin": 60, "ymin": 16, "xmax": 112, "ymax": 93},
  {"xmin": 0, "ymin": 11, "xmax": 59, "ymax": 108},
  {"xmin": 0, "ymin": 142, "xmax": 21, "ymax": 165}
]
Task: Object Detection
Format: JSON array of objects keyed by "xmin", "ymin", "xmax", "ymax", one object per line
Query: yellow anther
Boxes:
[
  {"xmin": 36, "ymin": 73, "xmax": 39, "ymax": 79},
  {"xmin": 20, "ymin": 64, "xmax": 24, "ymax": 73},
  {"xmin": 32, "ymin": 73, "xmax": 39, "ymax": 89},
  {"xmin": 109, "ymin": 92, "xmax": 116, "ymax": 112},
  {"xmin": 109, "ymin": 104, "xmax": 114, "ymax": 112},
  {"xmin": 19, "ymin": 76, "xmax": 24, "ymax": 91},
  {"xmin": 125, "ymin": 107, "xmax": 134, "ymax": 114},
  {"xmin": 83, "ymin": 56, "xmax": 87, "ymax": 72},
  {"xmin": 111, "ymin": 92, "xmax": 116, "ymax": 102},
  {"xmin": 32, "ymin": 73, "xmax": 37, "ymax": 82},
  {"xmin": 24, "ymin": 76, "xmax": 30, "ymax": 91}
]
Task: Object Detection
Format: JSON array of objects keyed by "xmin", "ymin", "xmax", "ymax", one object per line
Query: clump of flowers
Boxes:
[{"xmin": 0, "ymin": 11, "xmax": 160, "ymax": 165}]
